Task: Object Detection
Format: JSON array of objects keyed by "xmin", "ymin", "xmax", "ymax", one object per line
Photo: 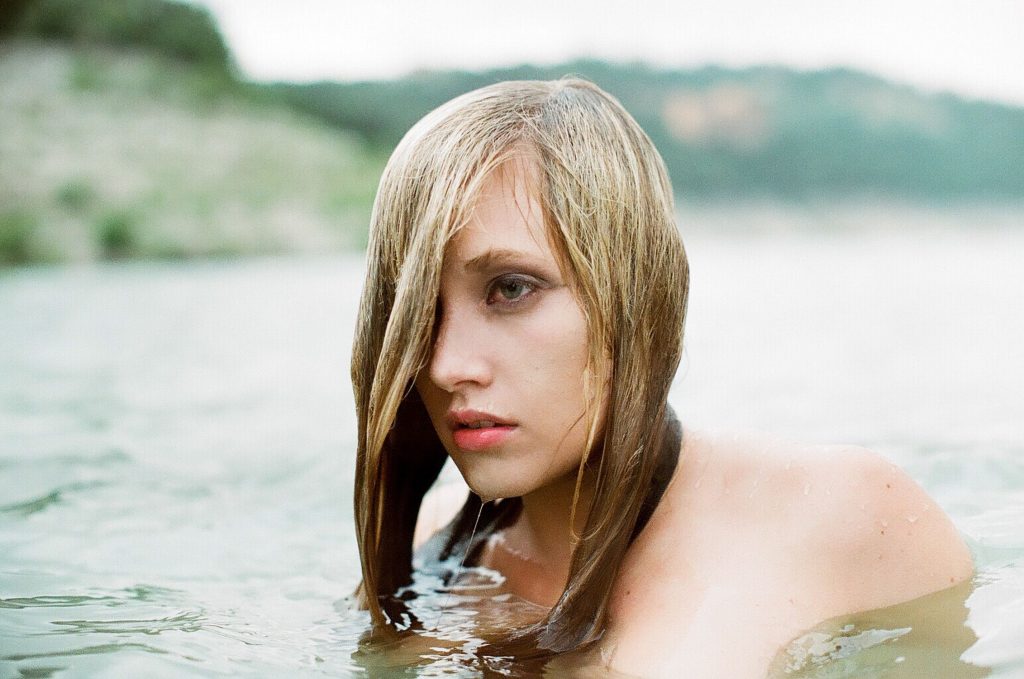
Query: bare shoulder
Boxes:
[
  {"xmin": 602, "ymin": 428, "xmax": 974, "ymax": 677},
  {"xmin": 799, "ymin": 441, "xmax": 975, "ymax": 612},
  {"xmin": 677, "ymin": 429, "xmax": 974, "ymax": 607}
]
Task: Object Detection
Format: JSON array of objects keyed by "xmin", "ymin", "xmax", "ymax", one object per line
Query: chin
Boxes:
[
  {"xmin": 464, "ymin": 478, "xmax": 530, "ymax": 502},
  {"xmin": 457, "ymin": 465, "xmax": 537, "ymax": 501}
]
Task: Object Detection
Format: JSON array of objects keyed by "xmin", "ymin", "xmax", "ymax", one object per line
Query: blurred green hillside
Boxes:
[
  {"xmin": 4, "ymin": 0, "xmax": 231, "ymax": 71},
  {"xmin": 275, "ymin": 61, "xmax": 1024, "ymax": 202},
  {"xmin": 1, "ymin": 0, "xmax": 383, "ymax": 264},
  {"xmin": 3, "ymin": 0, "xmax": 1023, "ymax": 265}
]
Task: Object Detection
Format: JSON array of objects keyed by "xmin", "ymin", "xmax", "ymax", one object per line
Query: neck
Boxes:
[{"xmin": 504, "ymin": 467, "xmax": 595, "ymax": 584}]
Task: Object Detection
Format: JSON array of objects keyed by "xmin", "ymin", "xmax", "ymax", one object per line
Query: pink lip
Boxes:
[
  {"xmin": 447, "ymin": 409, "xmax": 517, "ymax": 452},
  {"xmin": 453, "ymin": 425, "xmax": 516, "ymax": 451}
]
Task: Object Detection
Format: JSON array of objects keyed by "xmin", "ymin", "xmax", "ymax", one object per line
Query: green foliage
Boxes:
[
  {"xmin": 12, "ymin": 0, "xmax": 1022, "ymax": 200},
  {"xmin": 68, "ymin": 53, "xmax": 103, "ymax": 90},
  {"xmin": 0, "ymin": 212, "xmax": 38, "ymax": 265},
  {"xmin": 0, "ymin": 0, "xmax": 34, "ymax": 35},
  {"xmin": 13, "ymin": 0, "xmax": 231, "ymax": 73},
  {"xmin": 55, "ymin": 180, "xmax": 95, "ymax": 210},
  {"xmin": 95, "ymin": 209, "xmax": 138, "ymax": 259},
  {"xmin": 4, "ymin": 2, "xmax": 1022, "ymax": 269},
  {"xmin": 272, "ymin": 62, "xmax": 1024, "ymax": 200}
]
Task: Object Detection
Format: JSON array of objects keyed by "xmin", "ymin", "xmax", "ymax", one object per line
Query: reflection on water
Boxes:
[
  {"xmin": 1, "ymin": 224, "xmax": 1023, "ymax": 677},
  {"xmin": 771, "ymin": 580, "xmax": 988, "ymax": 678}
]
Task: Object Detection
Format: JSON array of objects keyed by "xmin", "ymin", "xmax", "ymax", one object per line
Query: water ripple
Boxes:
[
  {"xmin": 0, "ymin": 480, "xmax": 108, "ymax": 517},
  {"xmin": 0, "ymin": 491, "xmax": 62, "ymax": 517},
  {"xmin": 0, "ymin": 584, "xmax": 182, "ymax": 610},
  {"xmin": 0, "ymin": 449, "xmax": 130, "ymax": 471},
  {"xmin": 3, "ymin": 641, "xmax": 168, "ymax": 661},
  {"xmin": 0, "ymin": 595, "xmax": 120, "ymax": 610},
  {"xmin": 49, "ymin": 610, "xmax": 205, "ymax": 636}
]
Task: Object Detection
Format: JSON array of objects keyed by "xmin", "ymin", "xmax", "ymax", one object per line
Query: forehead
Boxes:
[{"xmin": 445, "ymin": 158, "xmax": 554, "ymax": 265}]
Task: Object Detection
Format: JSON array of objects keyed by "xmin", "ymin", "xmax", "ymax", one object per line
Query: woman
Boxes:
[{"xmin": 350, "ymin": 78, "xmax": 974, "ymax": 677}]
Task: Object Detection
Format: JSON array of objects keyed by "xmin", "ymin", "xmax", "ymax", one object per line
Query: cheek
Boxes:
[
  {"xmin": 516, "ymin": 298, "xmax": 592, "ymax": 428},
  {"xmin": 539, "ymin": 299, "xmax": 589, "ymax": 381}
]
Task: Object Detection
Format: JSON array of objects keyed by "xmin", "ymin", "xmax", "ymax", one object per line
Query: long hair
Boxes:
[{"xmin": 351, "ymin": 78, "xmax": 689, "ymax": 655}]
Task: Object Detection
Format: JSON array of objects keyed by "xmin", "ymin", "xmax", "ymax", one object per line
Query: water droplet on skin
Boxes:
[
  {"xmin": 881, "ymin": 520, "xmax": 889, "ymax": 528},
  {"xmin": 906, "ymin": 514, "xmax": 919, "ymax": 523}
]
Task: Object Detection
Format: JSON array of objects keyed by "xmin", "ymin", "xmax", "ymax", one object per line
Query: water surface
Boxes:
[{"xmin": 1, "ymin": 224, "xmax": 1023, "ymax": 677}]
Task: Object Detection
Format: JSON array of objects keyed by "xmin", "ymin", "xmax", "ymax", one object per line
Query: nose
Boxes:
[{"xmin": 427, "ymin": 304, "xmax": 492, "ymax": 392}]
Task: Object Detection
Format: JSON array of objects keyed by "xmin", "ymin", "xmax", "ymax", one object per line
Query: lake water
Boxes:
[{"xmin": 2, "ymin": 222, "xmax": 1023, "ymax": 677}]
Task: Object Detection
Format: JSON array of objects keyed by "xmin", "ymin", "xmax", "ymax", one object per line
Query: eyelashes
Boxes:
[
  {"xmin": 486, "ymin": 274, "xmax": 543, "ymax": 309},
  {"xmin": 432, "ymin": 271, "xmax": 554, "ymax": 325}
]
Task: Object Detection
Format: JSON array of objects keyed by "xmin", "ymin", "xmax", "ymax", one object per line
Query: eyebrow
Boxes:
[{"xmin": 463, "ymin": 248, "xmax": 544, "ymax": 274}]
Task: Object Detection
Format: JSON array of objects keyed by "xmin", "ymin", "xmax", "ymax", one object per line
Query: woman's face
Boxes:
[{"xmin": 415, "ymin": 161, "xmax": 596, "ymax": 501}]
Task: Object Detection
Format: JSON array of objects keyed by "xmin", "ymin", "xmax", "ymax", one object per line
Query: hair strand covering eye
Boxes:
[{"xmin": 350, "ymin": 77, "xmax": 689, "ymax": 660}]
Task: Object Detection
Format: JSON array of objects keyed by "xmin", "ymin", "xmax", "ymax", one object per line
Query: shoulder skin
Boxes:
[{"xmin": 602, "ymin": 429, "xmax": 974, "ymax": 678}]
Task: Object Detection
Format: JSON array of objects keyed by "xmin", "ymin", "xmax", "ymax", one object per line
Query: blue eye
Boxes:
[
  {"xmin": 497, "ymin": 280, "xmax": 528, "ymax": 300},
  {"xmin": 487, "ymin": 275, "xmax": 538, "ymax": 306}
]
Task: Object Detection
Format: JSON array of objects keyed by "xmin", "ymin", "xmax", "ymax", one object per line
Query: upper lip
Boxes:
[{"xmin": 445, "ymin": 409, "xmax": 516, "ymax": 430}]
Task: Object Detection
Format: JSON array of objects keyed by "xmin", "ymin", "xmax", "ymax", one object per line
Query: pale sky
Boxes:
[{"xmin": 189, "ymin": 0, "xmax": 1024, "ymax": 107}]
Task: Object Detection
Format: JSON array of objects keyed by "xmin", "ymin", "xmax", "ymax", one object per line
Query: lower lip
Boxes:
[{"xmin": 452, "ymin": 425, "xmax": 516, "ymax": 451}]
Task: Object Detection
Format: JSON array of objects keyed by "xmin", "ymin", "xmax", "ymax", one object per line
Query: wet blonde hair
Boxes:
[{"xmin": 351, "ymin": 78, "xmax": 688, "ymax": 654}]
